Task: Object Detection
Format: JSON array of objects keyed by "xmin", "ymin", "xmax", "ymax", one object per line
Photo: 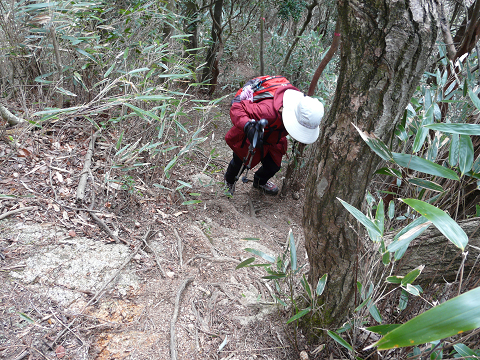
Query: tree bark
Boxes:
[
  {"xmin": 391, "ymin": 218, "xmax": 480, "ymax": 284},
  {"xmin": 0, "ymin": 105, "xmax": 25, "ymax": 126},
  {"xmin": 201, "ymin": 0, "xmax": 223, "ymax": 85},
  {"xmin": 303, "ymin": 0, "xmax": 438, "ymax": 327},
  {"xmin": 260, "ymin": 4, "xmax": 265, "ymax": 76},
  {"xmin": 184, "ymin": 0, "xmax": 199, "ymax": 71}
]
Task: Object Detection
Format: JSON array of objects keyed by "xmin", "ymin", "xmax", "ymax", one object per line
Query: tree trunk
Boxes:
[
  {"xmin": 201, "ymin": 0, "xmax": 223, "ymax": 85},
  {"xmin": 281, "ymin": 0, "xmax": 318, "ymax": 71},
  {"xmin": 391, "ymin": 218, "xmax": 480, "ymax": 285},
  {"xmin": 184, "ymin": 0, "xmax": 199, "ymax": 71},
  {"xmin": 260, "ymin": 5, "xmax": 265, "ymax": 76},
  {"xmin": 303, "ymin": 0, "xmax": 438, "ymax": 327}
]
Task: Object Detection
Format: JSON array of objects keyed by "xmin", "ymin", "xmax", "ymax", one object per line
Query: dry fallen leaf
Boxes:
[
  {"xmin": 55, "ymin": 171, "xmax": 64, "ymax": 183},
  {"xmin": 156, "ymin": 210, "xmax": 170, "ymax": 219},
  {"xmin": 174, "ymin": 211, "xmax": 188, "ymax": 217},
  {"xmin": 55, "ymin": 345, "xmax": 66, "ymax": 358}
]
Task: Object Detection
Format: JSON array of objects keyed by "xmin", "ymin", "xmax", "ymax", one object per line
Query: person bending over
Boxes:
[{"xmin": 224, "ymin": 77, "xmax": 324, "ymax": 196}]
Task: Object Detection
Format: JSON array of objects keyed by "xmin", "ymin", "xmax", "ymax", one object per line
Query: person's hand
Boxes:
[{"xmin": 244, "ymin": 120, "xmax": 262, "ymax": 148}]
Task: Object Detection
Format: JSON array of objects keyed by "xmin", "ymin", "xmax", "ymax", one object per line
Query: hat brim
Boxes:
[{"xmin": 282, "ymin": 90, "xmax": 320, "ymax": 144}]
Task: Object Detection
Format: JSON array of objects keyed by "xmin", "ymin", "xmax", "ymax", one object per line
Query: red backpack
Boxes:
[{"xmin": 232, "ymin": 75, "xmax": 291, "ymax": 104}]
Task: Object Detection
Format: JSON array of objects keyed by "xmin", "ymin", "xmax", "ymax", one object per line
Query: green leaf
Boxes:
[
  {"xmin": 398, "ymin": 289, "xmax": 408, "ymax": 311},
  {"xmin": 375, "ymin": 199, "xmax": 385, "ymax": 235},
  {"xmin": 76, "ymin": 48, "xmax": 97, "ymax": 63},
  {"xmin": 286, "ymin": 307, "xmax": 312, "ymax": 324},
  {"xmin": 301, "ymin": 274, "xmax": 312, "ymax": 299},
  {"xmin": 273, "ymin": 294, "xmax": 287, "ymax": 306},
  {"xmin": 413, "ymin": 106, "xmax": 434, "ymax": 153},
  {"xmin": 390, "ymin": 218, "xmax": 430, "ymax": 258},
  {"xmin": 388, "ymin": 201, "xmax": 395, "ymax": 220},
  {"xmin": 458, "ymin": 135, "xmax": 474, "ymax": 176},
  {"xmin": 176, "ymin": 180, "xmax": 192, "ymax": 188},
  {"xmin": 386, "ymin": 276, "xmax": 403, "ymax": 284},
  {"xmin": 401, "ymin": 266, "xmax": 424, "ymax": 286},
  {"xmin": 369, "ymin": 302, "xmax": 382, "ymax": 323},
  {"xmin": 104, "ymin": 63, "xmax": 115, "ymax": 78},
  {"xmin": 426, "ymin": 123, "xmax": 480, "ymax": 135},
  {"xmin": 263, "ymin": 274, "xmax": 287, "ymax": 280},
  {"xmin": 55, "ymin": 87, "xmax": 77, "ymax": 97},
  {"xmin": 240, "ymin": 237, "xmax": 260, "ymax": 241},
  {"xmin": 245, "ymin": 248, "xmax": 275, "ymax": 263},
  {"xmin": 392, "ymin": 153, "xmax": 459, "ymax": 180},
  {"xmin": 19, "ymin": 313, "xmax": 35, "ymax": 324},
  {"xmin": 366, "ymin": 324, "xmax": 401, "ymax": 335},
  {"xmin": 453, "ymin": 344, "xmax": 477, "ymax": 357},
  {"xmin": 382, "ymin": 251, "xmax": 390, "ymax": 265},
  {"xmin": 337, "ymin": 198, "xmax": 381, "ymax": 236},
  {"xmin": 375, "ymin": 167, "xmax": 402, "ymax": 178},
  {"xmin": 407, "ymin": 178, "xmax": 444, "ymax": 192},
  {"xmin": 353, "ymin": 124, "xmax": 393, "ymax": 161},
  {"xmin": 181, "ymin": 200, "xmax": 201, "ymax": 205},
  {"xmin": 368, "ymin": 286, "xmax": 480, "ymax": 350},
  {"xmin": 235, "ymin": 257, "xmax": 256, "ymax": 269},
  {"xmin": 402, "ymin": 199, "xmax": 468, "ymax": 250},
  {"xmin": 468, "ymin": 88, "xmax": 480, "ymax": 111},
  {"xmin": 404, "ymin": 283, "xmax": 420, "ymax": 296},
  {"xmin": 124, "ymin": 103, "xmax": 160, "ymax": 121},
  {"xmin": 288, "ymin": 229, "xmax": 297, "ymax": 271},
  {"xmin": 327, "ymin": 330, "xmax": 353, "ymax": 351},
  {"xmin": 316, "ymin": 273, "xmax": 328, "ymax": 296},
  {"xmin": 136, "ymin": 95, "xmax": 174, "ymax": 101},
  {"xmin": 126, "ymin": 67, "xmax": 150, "ymax": 75},
  {"xmin": 449, "ymin": 134, "xmax": 459, "ymax": 167}
]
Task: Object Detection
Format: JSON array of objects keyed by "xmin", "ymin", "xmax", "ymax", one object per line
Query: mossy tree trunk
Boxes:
[{"xmin": 303, "ymin": 0, "xmax": 438, "ymax": 327}]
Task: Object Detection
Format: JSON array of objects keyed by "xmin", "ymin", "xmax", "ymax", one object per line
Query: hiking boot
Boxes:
[
  {"xmin": 253, "ymin": 180, "xmax": 279, "ymax": 196},
  {"xmin": 224, "ymin": 174, "xmax": 235, "ymax": 196}
]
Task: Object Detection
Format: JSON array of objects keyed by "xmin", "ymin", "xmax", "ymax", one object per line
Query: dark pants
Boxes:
[{"xmin": 225, "ymin": 152, "xmax": 281, "ymax": 185}]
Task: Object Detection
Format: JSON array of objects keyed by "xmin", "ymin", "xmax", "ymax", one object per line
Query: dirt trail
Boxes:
[{"xmin": 0, "ymin": 110, "xmax": 312, "ymax": 359}]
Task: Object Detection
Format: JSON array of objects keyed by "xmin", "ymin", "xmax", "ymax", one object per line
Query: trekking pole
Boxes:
[{"xmin": 234, "ymin": 119, "xmax": 268, "ymax": 184}]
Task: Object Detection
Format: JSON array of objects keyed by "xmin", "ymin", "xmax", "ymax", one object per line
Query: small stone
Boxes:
[
  {"xmin": 292, "ymin": 191, "xmax": 300, "ymax": 200},
  {"xmin": 135, "ymin": 221, "xmax": 141, "ymax": 228},
  {"xmin": 299, "ymin": 350, "xmax": 309, "ymax": 360},
  {"xmin": 187, "ymin": 323, "xmax": 194, "ymax": 330},
  {"xmin": 166, "ymin": 271, "xmax": 175, "ymax": 278}
]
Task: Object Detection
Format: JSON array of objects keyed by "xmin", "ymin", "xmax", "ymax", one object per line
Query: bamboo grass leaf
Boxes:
[
  {"xmin": 402, "ymin": 199, "xmax": 468, "ymax": 250},
  {"xmin": 392, "ymin": 153, "xmax": 459, "ymax": 180},
  {"xmin": 366, "ymin": 286, "xmax": 480, "ymax": 350}
]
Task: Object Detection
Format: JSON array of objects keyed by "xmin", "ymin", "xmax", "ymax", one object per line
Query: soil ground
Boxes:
[{"xmin": 0, "ymin": 99, "xmax": 326, "ymax": 360}]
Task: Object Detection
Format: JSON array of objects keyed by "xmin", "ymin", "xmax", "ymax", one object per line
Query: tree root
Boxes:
[{"xmin": 170, "ymin": 277, "xmax": 194, "ymax": 360}]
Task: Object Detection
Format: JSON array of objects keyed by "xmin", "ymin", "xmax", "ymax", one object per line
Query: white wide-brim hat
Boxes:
[{"xmin": 282, "ymin": 89, "xmax": 324, "ymax": 144}]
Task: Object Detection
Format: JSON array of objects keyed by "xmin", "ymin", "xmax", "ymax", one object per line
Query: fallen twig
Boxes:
[
  {"xmin": 87, "ymin": 210, "xmax": 123, "ymax": 244},
  {"xmin": 76, "ymin": 130, "xmax": 100, "ymax": 201},
  {"xmin": 0, "ymin": 206, "xmax": 37, "ymax": 221},
  {"xmin": 248, "ymin": 197, "xmax": 256, "ymax": 217},
  {"xmin": 49, "ymin": 308, "xmax": 84, "ymax": 346},
  {"xmin": 174, "ymin": 228, "xmax": 183, "ymax": 267},
  {"xmin": 170, "ymin": 277, "xmax": 194, "ymax": 360},
  {"xmin": 0, "ymin": 105, "xmax": 25, "ymax": 126},
  {"xmin": 141, "ymin": 234, "xmax": 166, "ymax": 278},
  {"xmin": 185, "ymin": 254, "xmax": 240, "ymax": 267}
]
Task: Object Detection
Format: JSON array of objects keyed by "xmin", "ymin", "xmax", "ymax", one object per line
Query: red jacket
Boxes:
[{"xmin": 225, "ymin": 85, "xmax": 299, "ymax": 168}]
